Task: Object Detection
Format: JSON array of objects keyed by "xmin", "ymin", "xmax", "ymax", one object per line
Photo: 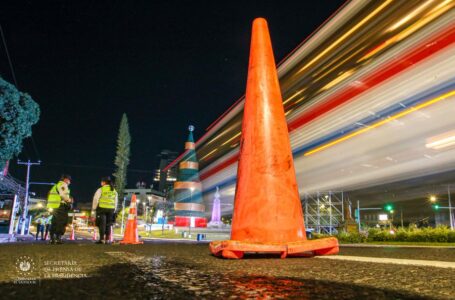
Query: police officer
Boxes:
[
  {"xmin": 91, "ymin": 177, "xmax": 118, "ymax": 244},
  {"xmin": 35, "ymin": 215, "xmax": 45, "ymax": 240},
  {"xmin": 47, "ymin": 174, "xmax": 73, "ymax": 244}
]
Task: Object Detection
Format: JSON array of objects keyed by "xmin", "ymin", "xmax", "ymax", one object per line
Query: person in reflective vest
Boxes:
[
  {"xmin": 92, "ymin": 176, "xmax": 118, "ymax": 244},
  {"xmin": 47, "ymin": 174, "xmax": 73, "ymax": 244},
  {"xmin": 35, "ymin": 215, "xmax": 46, "ymax": 240}
]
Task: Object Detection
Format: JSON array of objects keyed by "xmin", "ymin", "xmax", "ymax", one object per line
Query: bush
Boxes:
[
  {"xmin": 309, "ymin": 226, "xmax": 455, "ymax": 243},
  {"xmin": 366, "ymin": 226, "xmax": 454, "ymax": 243},
  {"xmin": 329, "ymin": 231, "xmax": 366, "ymax": 243},
  {"xmin": 395, "ymin": 227, "xmax": 408, "ymax": 242},
  {"xmin": 448, "ymin": 230, "xmax": 455, "ymax": 243},
  {"xmin": 367, "ymin": 228, "xmax": 396, "ymax": 242}
]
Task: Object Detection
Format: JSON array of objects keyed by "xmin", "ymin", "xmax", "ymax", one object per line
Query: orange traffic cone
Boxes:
[
  {"xmin": 92, "ymin": 227, "xmax": 98, "ymax": 241},
  {"xmin": 69, "ymin": 225, "xmax": 75, "ymax": 240},
  {"xmin": 109, "ymin": 225, "xmax": 114, "ymax": 243},
  {"xmin": 209, "ymin": 18, "xmax": 338, "ymax": 259},
  {"xmin": 120, "ymin": 194, "xmax": 143, "ymax": 244}
]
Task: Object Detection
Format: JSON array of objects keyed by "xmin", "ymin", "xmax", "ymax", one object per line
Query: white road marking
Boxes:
[{"xmin": 316, "ymin": 255, "xmax": 455, "ymax": 269}]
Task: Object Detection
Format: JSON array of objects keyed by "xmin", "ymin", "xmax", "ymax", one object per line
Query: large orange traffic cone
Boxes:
[
  {"xmin": 120, "ymin": 194, "xmax": 143, "ymax": 244},
  {"xmin": 209, "ymin": 18, "xmax": 338, "ymax": 259}
]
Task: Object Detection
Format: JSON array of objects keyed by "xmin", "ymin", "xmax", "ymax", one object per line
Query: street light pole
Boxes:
[
  {"xmin": 357, "ymin": 200, "xmax": 360, "ymax": 231},
  {"xmin": 144, "ymin": 204, "xmax": 148, "ymax": 224},
  {"xmin": 356, "ymin": 200, "xmax": 383, "ymax": 231},
  {"xmin": 400, "ymin": 206, "xmax": 404, "ymax": 228},
  {"xmin": 390, "ymin": 210, "xmax": 394, "ymax": 230},
  {"xmin": 17, "ymin": 159, "xmax": 41, "ymax": 235},
  {"xmin": 9, "ymin": 194, "xmax": 18, "ymax": 235}
]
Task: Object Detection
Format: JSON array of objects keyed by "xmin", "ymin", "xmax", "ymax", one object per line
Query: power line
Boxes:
[
  {"xmin": 1, "ymin": 23, "xmax": 41, "ymax": 161},
  {"xmin": 45, "ymin": 162, "xmax": 151, "ymax": 173},
  {"xmin": 0, "ymin": 24, "xmax": 18, "ymax": 86},
  {"xmin": 29, "ymin": 137, "xmax": 41, "ymax": 160}
]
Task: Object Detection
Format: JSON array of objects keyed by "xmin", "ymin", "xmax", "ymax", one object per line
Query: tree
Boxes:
[
  {"xmin": 0, "ymin": 77, "xmax": 40, "ymax": 168},
  {"xmin": 113, "ymin": 114, "xmax": 130, "ymax": 207}
]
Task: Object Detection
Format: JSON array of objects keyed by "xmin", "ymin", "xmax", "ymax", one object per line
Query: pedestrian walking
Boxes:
[
  {"xmin": 92, "ymin": 177, "xmax": 118, "ymax": 244},
  {"xmin": 47, "ymin": 174, "xmax": 73, "ymax": 244},
  {"xmin": 35, "ymin": 215, "xmax": 45, "ymax": 240}
]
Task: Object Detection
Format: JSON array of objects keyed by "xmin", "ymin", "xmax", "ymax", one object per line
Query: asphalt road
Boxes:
[{"xmin": 1, "ymin": 240, "xmax": 454, "ymax": 299}]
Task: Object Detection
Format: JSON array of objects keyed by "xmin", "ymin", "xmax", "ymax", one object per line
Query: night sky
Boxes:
[{"xmin": 1, "ymin": 1, "xmax": 345, "ymax": 203}]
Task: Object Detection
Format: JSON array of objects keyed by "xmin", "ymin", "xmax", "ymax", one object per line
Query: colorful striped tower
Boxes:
[{"xmin": 174, "ymin": 125, "xmax": 207, "ymax": 227}]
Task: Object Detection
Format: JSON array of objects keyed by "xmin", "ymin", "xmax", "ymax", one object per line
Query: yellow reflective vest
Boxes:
[
  {"xmin": 99, "ymin": 185, "xmax": 117, "ymax": 209},
  {"xmin": 47, "ymin": 181, "xmax": 70, "ymax": 209}
]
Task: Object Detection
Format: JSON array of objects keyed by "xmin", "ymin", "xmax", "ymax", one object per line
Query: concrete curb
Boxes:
[{"xmin": 340, "ymin": 243, "xmax": 455, "ymax": 249}]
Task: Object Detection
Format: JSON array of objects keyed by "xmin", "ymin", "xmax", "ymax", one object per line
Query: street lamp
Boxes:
[
  {"xmin": 430, "ymin": 195, "xmax": 437, "ymax": 203},
  {"xmin": 144, "ymin": 203, "xmax": 148, "ymax": 224},
  {"xmin": 389, "ymin": 209, "xmax": 395, "ymax": 230}
]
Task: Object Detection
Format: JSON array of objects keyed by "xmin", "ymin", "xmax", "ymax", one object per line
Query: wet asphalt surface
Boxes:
[{"xmin": 1, "ymin": 240, "xmax": 454, "ymax": 299}]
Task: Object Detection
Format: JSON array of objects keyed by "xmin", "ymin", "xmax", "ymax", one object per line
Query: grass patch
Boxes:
[
  {"xmin": 138, "ymin": 230, "xmax": 183, "ymax": 239},
  {"xmin": 113, "ymin": 227, "xmax": 193, "ymax": 239}
]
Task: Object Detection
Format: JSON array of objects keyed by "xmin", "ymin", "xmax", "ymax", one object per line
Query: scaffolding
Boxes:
[
  {"xmin": 0, "ymin": 175, "xmax": 25, "ymax": 238},
  {"xmin": 302, "ymin": 191, "xmax": 348, "ymax": 234},
  {"xmin": 0, "ymin": 175, "xmax": 25, "ymax": 200}
]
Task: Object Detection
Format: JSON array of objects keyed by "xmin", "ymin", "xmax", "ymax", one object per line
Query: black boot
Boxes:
[
  {"xmin": 49, "ymin": 235, "xmax": 56, "ymax": 244},
  {"xmin": 56, "ymin": 235, "xmax": 64, "ymax": 244}
]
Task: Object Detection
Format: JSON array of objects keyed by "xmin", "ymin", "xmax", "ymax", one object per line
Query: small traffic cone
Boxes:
[
  {"xmin": 109, "ymin": 225, "xmax": 114, "ymax": 243},
  {"xmin": 92, "ymin": 227, "xmax": 98, "ymax": 241},
  {"xmin": 209, "ymin": 18, "xmax": 338, "ymax": 259},
  {"xmin": 120, "ymin": 194, "xmax": 143, "ymax": 244},
  {"xmin": 69, "ymin": 225, "xmax": 75, "ymax": 240}
]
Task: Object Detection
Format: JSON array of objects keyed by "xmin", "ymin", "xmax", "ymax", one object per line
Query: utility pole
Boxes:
[
  {"xmin": 448, "ymin": 185, "xmax": 453, "ymax": 230},
  {"xmin": 357, "ymin": 200, "xmax": 360, "ymax": 231},
  {"xmin": 17, "ymin": 159, "xmax": 41, "ymax": 235},
  {"xmin": 400, "ymin": 206, "xmax": 404, "ymax": 228}
]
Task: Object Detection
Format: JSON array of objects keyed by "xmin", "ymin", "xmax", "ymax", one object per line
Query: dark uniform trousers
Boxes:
[
  {"xmin": 96, "ymin": 207, "xmax": 115, "ymax": 241},
  {"xmin": 44, "ymin": 224, "xmax": 50, "ymax": 240},
  {"xmin": 36, "ymin": 224, "xmax": 44, "ymax": 240},
  {"xmin": 50, "ymin": 203, "xmax": 71, "ymax": 240}
]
